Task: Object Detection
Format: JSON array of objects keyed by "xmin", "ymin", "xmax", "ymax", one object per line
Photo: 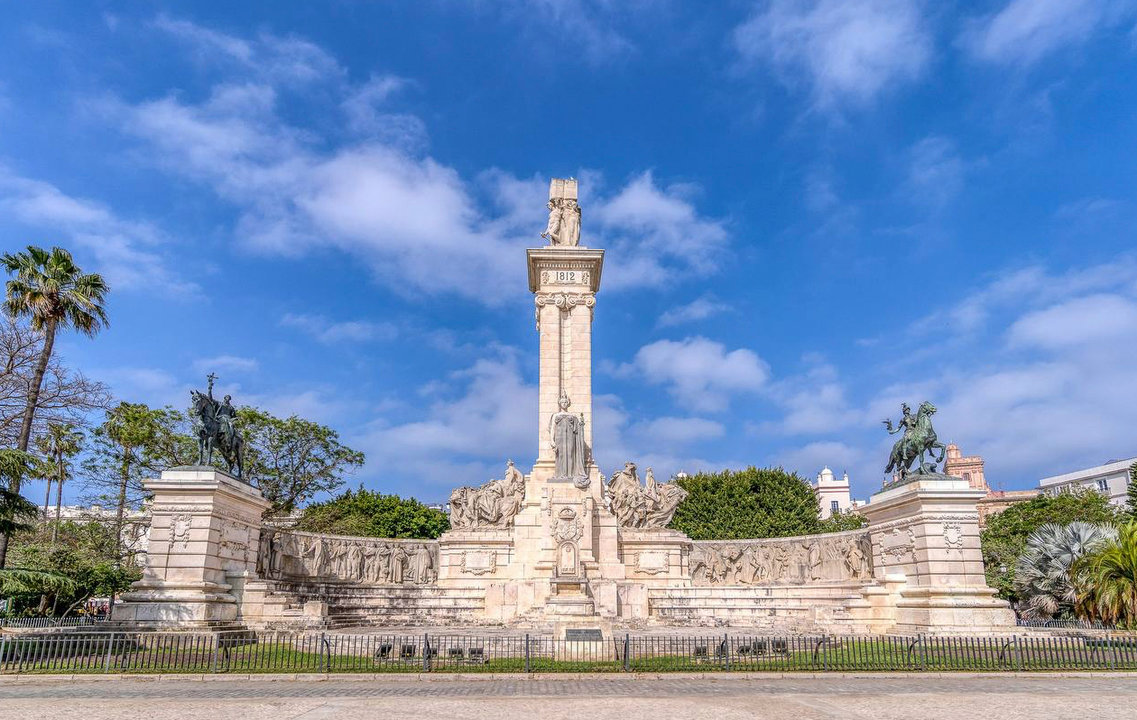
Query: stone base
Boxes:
[
  {"xmin": 893, "ymin": 586, "xmax": 1018, "ymax": 634},
  {"xmin": 115, "ymin": 582, "xmax": 238, "ymax": 626}
]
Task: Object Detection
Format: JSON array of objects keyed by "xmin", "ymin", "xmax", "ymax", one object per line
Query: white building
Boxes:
[
  {"xmin": 1039, "ymin": 457, "xmax": 1136, "ymax": 507},
  {"xmin": 814, "ymin": 467, "xmax": 861, "ymax": 519},
  {"xmin": 44, "ymin": 504, "xmax": 151, "ymax": 557}
]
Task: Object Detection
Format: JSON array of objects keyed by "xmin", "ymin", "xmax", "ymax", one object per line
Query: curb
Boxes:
[{"xmin": 3, "ymin": 670, "xmax": 1135, "ymax": 684}]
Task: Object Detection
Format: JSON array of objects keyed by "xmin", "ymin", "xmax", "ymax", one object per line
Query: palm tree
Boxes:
[
  {"xmin": 34, "ymin": 422, "xmax": 83, "ymax": 543},
  {"xmin": 1014, "ymin": 521, "xmax": 1117, "ymax": 620},
  {"xmin": 1078, "ymin": 522, "xmax": 1137, "ymax": 627},
  {"xmin": 0, "ymin": 245, "xmax": 107, "ymax": 567}
]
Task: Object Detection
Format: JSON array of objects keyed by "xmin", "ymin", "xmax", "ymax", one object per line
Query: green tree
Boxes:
[
  {"xmin": 34, "ymin": 422, "xmax": 83, "ymax": 542},
  {"xmin": 668, "ymin": 466, "xmax": 821, "ymax": 540},
  {"xmin": 0, "ymin": 449, "xmax": 75, "ymax": 607},
  {"xmin": 82, "ymin": 403, "xmax": 163, "ymax": 558},
  {"xmin": 238, "ymin": 408, "xmax": 365, "ymax": 514},
  {"xmin": 1077, "ymin": 521, "xmax": 1137, "ymax": 627},
  {"xmin": 1, "ymin": 245, "xmax": 108, "ymax": 567},
  {"xmin": 295, "ymin": 487, "xmax": 449, "ymax": 538},
  {"xmin": 981, "ymin": 490, "xmax": 1123, "ymax": 604},
  {"xmin": 1014, "ymin": 521, "xmax": 1117, "ymax": 620},
  {"xmin": 1126, "ymin": 462, "xmax": 1137, "ymax": 521},
  {"xmin": 5, "ymin": 518, "xmax": 136, "ymax": 617},
  {"xmin": 818, "ymin": 509, "xmax": 868, "ymax": 533}
]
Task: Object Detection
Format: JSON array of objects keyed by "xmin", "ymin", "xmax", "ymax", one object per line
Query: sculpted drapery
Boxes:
[{"xmin": 549, "ymin": 393, "xmax": 587, "ymax": 482}]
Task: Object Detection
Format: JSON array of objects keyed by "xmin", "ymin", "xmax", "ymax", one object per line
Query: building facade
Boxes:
[
  {"xmin": 814, "ymin": 467, "xmax": 859, "ymax": 519},
  {"xmin": 1039, "ymin": 457, "xmax": 1137, "ymax": 507},
  {"xmin": 944, "ymin": 444, "xmax": 988, "ymax": 491}
]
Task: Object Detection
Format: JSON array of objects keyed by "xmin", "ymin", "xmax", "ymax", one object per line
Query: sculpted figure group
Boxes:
[
  {"xmin": 449, "ymin": 460, "xmax": 526, "ymax": 530},
  {"xmin": 607, "ymin": 462, "xmax": 689, "ymax": 530},
  {"xmin": 690, "ymin": 533, "xmax": 872, "ymax": 586},
  {"xmin": 541, "ymin": 196, "xmax": 582, "ymax": 247},
  {"xmin": 258, "ymin": 530, "xmax": 437, "ymax": 585}
]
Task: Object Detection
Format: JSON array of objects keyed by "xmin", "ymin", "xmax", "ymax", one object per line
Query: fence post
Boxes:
[
  {"xmin": 623, "ymin": 634, "xmax": 630, "ymax": 673},
  {"xmin": 210, "ymin": 633, "xmax": 220, "ymax": 674},
  {"xmin": 103, "ymin": 632, "xmax": 116, "ymax": 674},
  {"xmin": 317, "ymin": 633, "xmax": 326, "ymax": 673},
  {"xmin": 423, "ymin": 633, "xmax": 431, "ymax": 673},
  {"xmin": 723, "ymin": 633, "xmax": 730, "ymax": 671},
  {"xmin": 0, "ymin": 634, "xmax": 7, "ymax": 673},
  {"xmin": 524, "ymin": 633, "xmax": 530, "ymax": 673}
]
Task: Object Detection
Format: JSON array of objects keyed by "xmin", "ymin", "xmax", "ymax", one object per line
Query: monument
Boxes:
[{"xmin": 117, "ymin": 178, "xmax": 1014, "ymax": 636}]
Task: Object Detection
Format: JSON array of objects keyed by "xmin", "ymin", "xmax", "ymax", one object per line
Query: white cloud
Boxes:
[
  {"xmin": 618, "ymin": 337, "xmax": 770, "ymax": 412},
  {"xmin": 906, "ymin": 136, "xmax": 964, "ymax": 210},
  {"xmin": 1007, "ymin": 294, "xmax": 1137, "ymax": 350},
  {"xmin": 629, "ymin": 416, "xmax": 725, "ymax": 446},
  {"xmin": 776, "ymin": 440, "xmax": 869, "ymax": 483},
  {"xmin": 280, "ymin": 313, "xmax": 398, "ymax": 344},
  {"xmin": 592, "ymin": 172, "xmax": 729, "ymax": 289},
  {"xmin": 764, "ymin": 358, "xmax": 858, "ymax": 435},
  {"xmin": 351, "ymin": 350, "xmax": 537, "ymax": 497},
  {"xmin": 495, "ymin": 0, "xmax": 636, "ymax": 66},
  {"xmin": 102, "ymin": 20, "xmax": 729, "ymax": 305},
  {"xmin": 0, "ymin": 168, "xmax": 197, "ymax": 296},
  {"xmin": 656, "ymin": 295, "xmax": 732, "ymax": 327},
  {"xmin": 734, "ymin": 0, "xmax": 933, "ymax": 109},
  {"xmin": 192, "ymin": 355, "xmax": 259, "ymax": 375},
  {"xmin": 961, "ymin": 0, "xmax": 1137, "ymax": 67}
]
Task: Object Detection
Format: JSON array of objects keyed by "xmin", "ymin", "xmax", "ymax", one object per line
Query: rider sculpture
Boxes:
[
  {"xmin": 190, "ymin": 373, "xmax": 245, "ymax": 480},
  {"xmin": 883, "ymin": 400, "xmax": 947, "ymax": 482}
]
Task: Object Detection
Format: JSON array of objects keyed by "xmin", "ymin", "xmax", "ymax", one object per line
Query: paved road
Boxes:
[{"xmin": 2, "ymin": 674, "xmax": 1135, "ymax": 719}]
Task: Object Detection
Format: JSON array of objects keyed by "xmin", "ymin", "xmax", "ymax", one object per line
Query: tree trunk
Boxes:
[
  {"xmin": 0, "ymin": 319, "xmax": 57, "ymax": 568},
  {"xmin": 42, "ymin": 477, "xmax": 53, "ymax": 522},
  {"xmin": 53, "ymin": 453, "xmax": 64, "ymax": 544},
  {"xmin": 115, "ymin": 448, "xmax": 130, "ymax": 561}
]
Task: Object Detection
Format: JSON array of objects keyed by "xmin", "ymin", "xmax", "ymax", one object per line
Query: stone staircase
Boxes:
[
  {"xmin": 246, "ymin": 580, "xmax": 487, "ymax": 629},
  {"xmin": 647, "ymin": 583, "xmax": 880, "ymax": 633}
]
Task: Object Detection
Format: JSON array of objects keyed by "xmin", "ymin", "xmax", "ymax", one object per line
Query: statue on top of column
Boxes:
[
  {"xmin": 541, "ymin": 178, "xmax": 581, "ymax": 247},
  {"xmin": 549, "ymin": 392, "xmax": 588, "ymax": 486}
]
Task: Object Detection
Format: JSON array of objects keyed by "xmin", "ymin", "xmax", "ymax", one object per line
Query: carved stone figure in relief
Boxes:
[
  {"xmin": 541, "ymin": 199, "xmax": 562, "ymax": 243},
  {"xmin": 412, "ymin": 544, "xmax": 436, "ymax": 584},
  {"xmin": 690, "ymin": 534, "xmax": 875, "ymax": 586},
  {"xmin": 550, "ymin": 393, "xmax": 588, "ymax": 484},
  {"xmin": 541, "ymin": 198, "xmax": 582, "ymax": 247},
  {"xmin": 607, "ymin": 462, "xmax": 688, "ymax": 529},
  {"xmin": 449, "ymin": 460, "xmax": 527, "ymax": 530}
]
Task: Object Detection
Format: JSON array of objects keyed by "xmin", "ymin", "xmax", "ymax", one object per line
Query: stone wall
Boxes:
[
  {"xmin": 689, "ymin": 530, "xmax": 873, "ymax": 586},
  {"xmin": 257, "ymin": 529, "xmax": 438, "ymax": 586}
]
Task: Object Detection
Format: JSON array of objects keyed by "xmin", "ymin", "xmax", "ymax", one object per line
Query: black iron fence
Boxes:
[
  {"xmin": 2, "ymin": 631, "xmax": 1136, "ymax": 674},
  {"xmin": 0, "ymin": 616, "xmax": 110, "ymax": 629}
]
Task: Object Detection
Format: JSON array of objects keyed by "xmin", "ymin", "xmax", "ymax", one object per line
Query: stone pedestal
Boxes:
[
  {"xmin": 861, "ymin": 476, "xmax": 1015, "ymax": 633},
  {"xmin": 115, "ymin": 467, "xmax": 270, "ymax": 626}
]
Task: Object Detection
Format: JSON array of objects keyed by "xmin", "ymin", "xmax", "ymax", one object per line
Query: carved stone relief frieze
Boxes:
[
  {"xmin": 691, "ymin": 533, "xmax": 873, "ymax": 586},
  {"xmin": 258, "ymin": 531, "xmax": 439, "ymax": 586}
]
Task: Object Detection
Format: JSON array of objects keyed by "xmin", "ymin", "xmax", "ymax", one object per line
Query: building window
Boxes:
[
  {"xmin": 963, "ymin": 472, "xmax": 972, "ymax": 484},
  {"xmin": 1096, "ymin": 479, "xmax": 1109, "ymax": 493},
  {"xmin": 830, "ymin": 500, "xmax": 840, "ymax": 512}
]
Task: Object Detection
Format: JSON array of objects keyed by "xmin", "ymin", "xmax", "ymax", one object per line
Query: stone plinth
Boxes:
[
  {"xmin": 115, "ymin": 466, "xmax": 270, "ymax": 626},
  {"xmin": 861, "ymin": 475, "xmax": 1015, "ymax": 633}
]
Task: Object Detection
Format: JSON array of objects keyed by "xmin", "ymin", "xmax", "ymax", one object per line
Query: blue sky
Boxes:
[{"xmin": 2, "ymin": 1, "xmax": 1136, "ymax": 505}]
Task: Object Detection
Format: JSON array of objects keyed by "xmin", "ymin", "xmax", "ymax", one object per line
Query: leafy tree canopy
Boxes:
[
  {"xmin": 668, "ymin": 466, "xmax": 824, "ymax": 540},
  {"xmin": 295, "ymin": 487, "xmax": 449, "ymax": 539},
  {"xmin": 239, "ymin": 407, "xmax": 365, "ymax": 514},
  {"xmin": 4, "ymin": 519, "xmax": 139, "ymax": 617},
  {"xmin": 981, "ymin": 490, "xmax": 1124, "ymax": 604},
  {"xmin": 818, "ymin": 509, "xmax": 868, "ymax": 533}
]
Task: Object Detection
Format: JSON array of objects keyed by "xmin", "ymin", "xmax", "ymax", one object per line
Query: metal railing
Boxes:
[
  {"xmin": 1016, "ymin": 619, "xmax": 1119, "ymax": 630},
  {"xmin": 0, "ymin": 616, "xmax": 110, "ymax": 629},
  {"xmin": 2, "ymin": 631, "xmax": 1136, "ymax": 674}
]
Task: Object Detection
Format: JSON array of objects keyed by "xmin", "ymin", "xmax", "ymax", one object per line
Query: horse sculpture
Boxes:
[
  {"xmin": 883, "ymin": 400, "xmax": 947, "ymax": 481},
  {"xmin": 190, "ymin": 388, "xmax": 244, "ymax": 480}
]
